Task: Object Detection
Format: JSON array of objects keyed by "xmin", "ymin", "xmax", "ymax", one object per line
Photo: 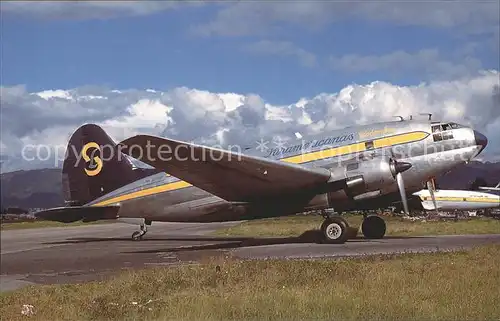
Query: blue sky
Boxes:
[
  {"xmin": 2, "ymin": 1, "xmax": 499, "ymax": 103},
  {"xmin": 1, "ymin": 2, "xmax": 500, "ymax": 172}
]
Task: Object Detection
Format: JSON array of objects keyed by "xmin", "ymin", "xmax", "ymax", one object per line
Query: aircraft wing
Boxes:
[{"xmin": 118, "ymin": 135, "xmax": 333, "ymax": 202}]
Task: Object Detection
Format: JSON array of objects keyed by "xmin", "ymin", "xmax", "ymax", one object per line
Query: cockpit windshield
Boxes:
[
  {"xmin": 432, "ymin": 122, "xmax": 463, "ymax": 132},
  {"xmin": 449, "ymin": 122, "xmax": 464, "ymax": 129},
  {"xmin": 431, "ymin": 122, "xmax": 463, "ymax": 142}
]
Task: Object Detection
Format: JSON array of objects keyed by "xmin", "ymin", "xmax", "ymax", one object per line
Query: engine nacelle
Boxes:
[
  {"xmin": 330, "ymin": 157, "xmax": 399, "ymax": 196},
  {"xmin": 304, "ymin": 157, "xmax": 411, "ymax": 211}
]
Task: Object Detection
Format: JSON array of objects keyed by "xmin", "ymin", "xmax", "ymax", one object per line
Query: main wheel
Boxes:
[
  {"xmin": 320, "ymin": 216, "xmax": 349, "ymax": 244},
  {"xmin": 361, "ymin": 215, "xmax": 386, "ymax": 239},
  {"xmin": 131, "ymin": 231, "xmax": 143, "ymax": 241}
]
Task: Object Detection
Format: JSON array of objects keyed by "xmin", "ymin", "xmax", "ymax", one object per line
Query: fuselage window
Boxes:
[{"xmin": 365, "ymin": 141, "xmax": 374, "ymax": 150}]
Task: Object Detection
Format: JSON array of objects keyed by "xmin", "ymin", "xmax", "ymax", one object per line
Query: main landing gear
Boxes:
[
  {"xmin": 131, "ymin": 220, "xmax": 151, "ymax": 241},
  {"xmin": 319, "ymin": 211, "xmax": 387, "ymax": 243},
  {"xmin": 320, "ymin": 216, "xmax": 350, "ymax": 244},
  {"xmin": 361, "ymin": 214, "xmax": 386, "ymax": 239},
  {"xmin": 319, "ymin": 210, "xmax": 350, "ymax": 244}
]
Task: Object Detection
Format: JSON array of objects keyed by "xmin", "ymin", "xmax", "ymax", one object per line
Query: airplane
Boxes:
[
  {"xmin": 413, "ymin": 187, "xmax": 500, "ymax": 211},
  {"xmin": 35, "ymin": 116, "xmax": 489, "ymax": 244}
]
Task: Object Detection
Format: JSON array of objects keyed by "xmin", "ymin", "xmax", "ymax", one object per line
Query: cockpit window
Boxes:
[
  {"xmin": 432, "ymin": 123, "xmax": 463, "ymax": 133},
  {"xmin": 442, "ymin": 131, "xmax": 454, "ymax": 140},
  {"xmin": 449, "ymin": 122, "xmax": 463, "ymax": 129},
  {"xmin": 432, "ymin": 125, "xmax": 439, "ymax": 133},
  {"xmin": 433, "ymin": 133, "xmax": 443, "ymax": 141},
  {"xmin": 432, "ymin": 123, "xmax": 456, "ymax": 142},
  {"xmin": 442, "ymin": 123, "xmax": 452, "ymax": 131}
]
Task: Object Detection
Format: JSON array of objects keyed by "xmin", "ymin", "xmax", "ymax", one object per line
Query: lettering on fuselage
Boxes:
[
  {"xmin": 359, "ymin": 127, "xmax": 396, "ymax": 139},
  {"xmin": 265, "ymin": 133, "xmax": 355, "ymax": 157}
]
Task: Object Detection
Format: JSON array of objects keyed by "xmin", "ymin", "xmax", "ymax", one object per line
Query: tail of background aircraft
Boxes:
[{"xmin": 62, "ymin": 124, "xmax": 157, "ymax": 206}]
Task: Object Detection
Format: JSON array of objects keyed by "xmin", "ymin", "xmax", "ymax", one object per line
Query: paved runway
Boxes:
[{"xmin": 2, "ymin": 222, "xmax": 500, "ymax": 292}]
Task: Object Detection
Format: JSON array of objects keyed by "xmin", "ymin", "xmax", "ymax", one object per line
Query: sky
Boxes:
[{"xmin": 1, "ymin": 1, "xmax": 499, "ymax": 172}]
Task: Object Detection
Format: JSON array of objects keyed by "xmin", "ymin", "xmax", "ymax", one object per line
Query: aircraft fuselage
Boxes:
[{"xmin": 85, "ymin": 119, "xmax": 486, "ymax": 222}]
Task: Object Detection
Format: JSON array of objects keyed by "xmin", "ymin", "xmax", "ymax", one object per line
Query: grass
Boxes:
[
  {"xmin": 0, "ymin": 220, "xmax": 108, "ymax": 230},
  {"xmin": 1, "ymin": 245, "xmax": 499, "ymax": 321},
  {"xmin": 213, "ymin": 214, "xmax": 500, "ymax": 238}
]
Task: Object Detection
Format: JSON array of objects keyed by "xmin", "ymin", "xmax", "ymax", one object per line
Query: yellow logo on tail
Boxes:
[{"xmin": 81, "ymin": 142, "xmax": 103, "ymax": 176}]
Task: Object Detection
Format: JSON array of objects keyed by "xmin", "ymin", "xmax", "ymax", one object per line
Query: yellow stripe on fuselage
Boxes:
[
  {"xmin": 282, "ymin": 143, "xmax": 366, "ymax": 164},
  {"xmin": 282, "ymin": 131, "xmax": 428, "ymax": 164},
  {"xmin": 92, "ymin": 131, "xmax": 429, "ymax": 206},
  {"xmin": 92, "ymin": 180, "xmax": 192, "ymax": 206},
  {"xmin": 423, "ymin": 196, "xmax": 500, "ymax": 203},
  {"xmin": 373, "ymin": 131, "xmax": 427, "ymax": 149}
]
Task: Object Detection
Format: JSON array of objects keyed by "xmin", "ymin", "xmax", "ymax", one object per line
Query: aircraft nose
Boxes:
[{"xmin": 474, "ymin": 130, "xmax": 488, "ymax": 154}]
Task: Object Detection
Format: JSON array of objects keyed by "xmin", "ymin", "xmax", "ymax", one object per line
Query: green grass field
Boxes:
[
  {"xmin": 213, "ymin": 215, "xmax": 500, "ymax": 238},
  {"xmin": 1, "ymin": 245, "xmax": 499, "ymax": 321},
  {"xmin": 0, "ymin": 220, "xmax": 108, "ymax": 230}
]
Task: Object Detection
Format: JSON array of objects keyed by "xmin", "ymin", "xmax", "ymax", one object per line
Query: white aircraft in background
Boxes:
[{"xmin": 413, "ymin": 182, "xmax": 500, "ymax": 211}]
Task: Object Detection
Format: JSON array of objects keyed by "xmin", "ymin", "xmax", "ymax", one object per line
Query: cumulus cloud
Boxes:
[
  {"xmin": 192, "ymin": 2, "xmax": 499, "ymax": 37},
  {"xmin": 328, "ymin": 49, "xmax": 483, "ymax": 80},
  {"xmin": 1, "ymin": 70, "xmax": 499, "ymax": 172},
  {"xmin": 0, "ymin": 1, "xmax": 202, "ymax": 20},
  {"xmin": 242, "ymin": 40, "xmax": 317, "ymax": 67}
]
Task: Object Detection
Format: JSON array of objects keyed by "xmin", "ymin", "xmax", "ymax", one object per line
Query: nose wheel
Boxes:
[{"xmin": 131, "ymin": 224, "xmax": 148, "ymax": 241}]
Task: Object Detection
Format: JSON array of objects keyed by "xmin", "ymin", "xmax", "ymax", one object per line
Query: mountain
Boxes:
[
  {"xmin": 437, "ymin": 161, "xmax": 500, "ymax": 189},
  {"xmin": 1, "ymin": 161, "xmax": 499, "ymax": 210},
  {"xmin": 0, "ymin": 167, "xmax": 160, "ymax": 211},
  {"xmin": 1, "ymin": 168, "xmax": 64, "ymax": 210}
]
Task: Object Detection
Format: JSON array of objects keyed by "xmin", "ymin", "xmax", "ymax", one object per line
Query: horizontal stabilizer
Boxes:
[{"xmin": 34, "ymin": 206, "xmax": 120, "ymax": 223}]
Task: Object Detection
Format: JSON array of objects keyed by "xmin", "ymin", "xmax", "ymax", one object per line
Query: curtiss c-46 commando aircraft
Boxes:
[{"xmin": 35, "ymin": 115, "xmax": 488, "ymax": 244}]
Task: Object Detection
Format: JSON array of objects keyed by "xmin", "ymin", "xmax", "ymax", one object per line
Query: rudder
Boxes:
[{"xmin": 62, "ymin": 124, "xmax": 140, "ymax": 206}]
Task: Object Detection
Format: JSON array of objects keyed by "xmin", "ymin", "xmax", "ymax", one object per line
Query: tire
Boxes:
[
  {"xmin": 320, "ymin": 216, "xmax": 349, "ymax": 244},
  {"xmin": 361, "ymin": 215, "xmax": 386, "ymax": 239},
  {"xmin": 131, "ymin": 231, "xmax": 143, "ymax": 241}
]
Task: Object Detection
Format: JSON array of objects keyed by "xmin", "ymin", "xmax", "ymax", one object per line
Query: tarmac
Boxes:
[{"xmin": 2, "ymin": 221, "xmax": 500, "ymax": 292}]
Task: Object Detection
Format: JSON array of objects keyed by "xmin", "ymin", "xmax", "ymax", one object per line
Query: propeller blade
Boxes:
[
  {"xmin": 427, "ymin": 180, "xmax": 439, "ymax": 213},
  {"xmin": 396, "ymin": 172, "xmax": 410, "ymax": 215}
]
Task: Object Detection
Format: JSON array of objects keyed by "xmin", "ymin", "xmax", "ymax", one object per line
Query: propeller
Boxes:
[
  {"xmin": 426, "ymin": 179, "xmax": 439, "ymax": 216},
  {"xmin": 396, "ymin": 172, "xmax": 410, "ymax": 215},
  {"xmin": 389, "ymin": 148, "xmax": 412, "ymax": 215}
]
